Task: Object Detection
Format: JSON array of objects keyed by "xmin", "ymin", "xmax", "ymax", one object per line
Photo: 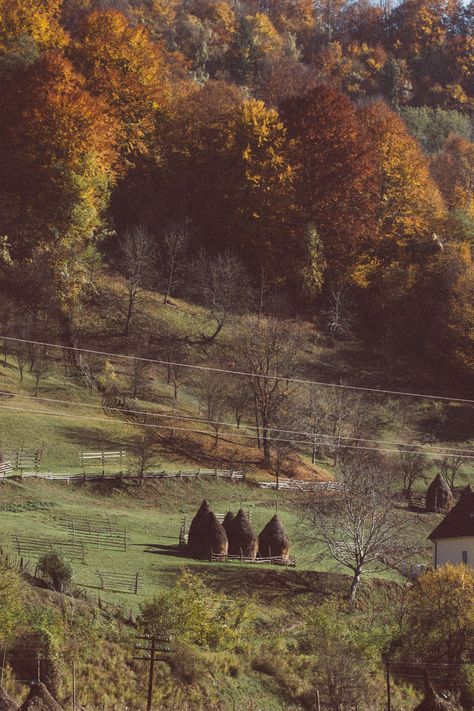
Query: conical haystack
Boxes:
[
  {"xmin": 0, "ymin": 687, "xmax": 17, "ymax": 711},
  {"xmin": 19, "ymin": 683, "xmax": 63, "ymax": 711},
  {"xmin": 222, "ymin": 511, "xmax": 235, "ymax": 538},
  {"xmin": 187, "ymin": 500, "xmax": 210, "ymax": 556},
  {"xmin": 228, "ymin": 509, "xmax": 258, "ymax": 558},
  {"xmin": 202, "ymin": 512, "xmax": 228, "ymax": 559},
  {"xmin": 414, "ymin": 675, "xmax": 461, "ymax": 711},
  {"xmin": 258, "ymin": 515, "xmax": 290, "ymax": 560},
  {"xmin": 426, "ymin": 474, "xmax": 453, "ymax": 513}
]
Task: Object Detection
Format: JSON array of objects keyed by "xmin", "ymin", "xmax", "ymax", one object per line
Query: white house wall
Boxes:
[{"xmin": 433, "ymin": 537, "xmax": 474, "ymax": 567}]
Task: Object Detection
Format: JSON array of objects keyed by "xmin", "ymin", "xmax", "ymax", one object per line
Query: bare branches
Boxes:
[
  {"xmin": 190, "ymin": 251, "xmax": 249, "ymax": 344},
  {"xmin": 160, "ymin": 220, "xmax": 190, "ymax": 305},
  {"xmin": 120, "ymin": 225, "xmax": 155, "ymax": 337},
  {"xmin": 301, "ymin": 459, "xmax": 415, "ymax": 603}
]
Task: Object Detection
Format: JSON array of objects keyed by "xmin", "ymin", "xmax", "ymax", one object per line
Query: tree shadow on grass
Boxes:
[
  {"xmin": 199, "ymin": 566, "xmax": 350, "ymax": 603},
  {"xmin": 59, "ymin": 423, "xmax": 126, "ymax": 449}
]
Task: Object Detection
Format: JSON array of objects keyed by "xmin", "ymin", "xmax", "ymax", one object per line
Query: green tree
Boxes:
[{"xmin": 138, "ymin": 571, "xmax": 255, "ymax": 650}]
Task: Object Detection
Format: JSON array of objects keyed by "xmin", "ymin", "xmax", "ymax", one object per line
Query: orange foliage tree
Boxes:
[
  {"xmin": 0, "ymin": 51, "xmax": 117, "ymax": 310},
  {"xmin": 72, "ymin": 10, "xmax": 174, "ymax": 159},
  {"xmin": 280, "ymin": 85, "xmax": 379, "ymax": 279}
]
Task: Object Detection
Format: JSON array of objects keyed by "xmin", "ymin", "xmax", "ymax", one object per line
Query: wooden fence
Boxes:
[
  {"xmin": 95, "ymin": 570, "xmax": 141, "ymax": 594},
  {"xmin": 1, "ymin": 468, "xmax": 244, "ymax": 483},
  {"xmin": 210, "ymin": 552, "xmax": 296, "ymax": 567},
  {"xmin": 12, "ymin": 532, "xmax": 86, "ymax": 563},
  {"xmin": 80, "ymin": 450, "xmax": 125, "ymax": 473},
  {"xmin": 56, "ymin": 514, "xmax": 128, "ymax": 551},
  {"xmin": 258, "ymin": 479, "xmax": 342, "ymax": 492},
  {"xmin": 0, "ymin": 461, "xmax": 12, "ymax": 478}
]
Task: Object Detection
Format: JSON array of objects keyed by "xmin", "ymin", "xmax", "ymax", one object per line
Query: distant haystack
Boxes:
[
  {"xmin": 228, "ymin": 509, "xmax": 258, "ymax": 558},
  {"xmin": 222, "ymin": 512, "xmax": 235, "ymax": 538},
  {"xmin": 414, "ymin": 676, "xmax": 461, "ymax": 711},
  {"xmin": 426, "ymin": 474, "xmax": 453, "ymax": 513},
  {"xmin": 19, "ymin": 683, "xmax": 63, "ymax": 711},
  {"xmin": 258, "ymin": 515, "xmax": 290, "ymax": 560},
  {"xmin": 0, "ymin": 687, "xmax": 17, "ymax": 711},
  {"xmin": 203, "ymin": 512, "xmax": 228, "ymax": 559},
  {"xmin": 187, "ymin": 500, "xmax": 211, "ymax": 556}
]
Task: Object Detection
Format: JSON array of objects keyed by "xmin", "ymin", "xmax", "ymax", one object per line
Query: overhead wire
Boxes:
[
  {"xmin": 1, "ymin": 334, "xmax": 474, "ymax": 404},
  {"xmin": 0, "ymin": 388, "xmax": 473, "ymax": 457},
  {"xmin": 0, "ymin": 402, "xmax": 473, "ymax": 460}
]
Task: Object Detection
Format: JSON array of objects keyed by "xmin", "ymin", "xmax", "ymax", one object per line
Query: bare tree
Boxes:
[
  {"xmin": 302, "ymin": 458, "xmax": 413, "ymax": 603},
  {"xmin": 14, "ymin": 341, "xmax": 27, "ymax": 383},
  {"xmin": 270, "ymin": 407, "xmax": 303, "ymax": 489},
  {"xmin": 160, "ymin": 221, "xmax": 190, "ymax": 305},
  {"xmin": 227, "ymin": 381, "xmax": 251, "ymax": 429},
  {"xmin": 196, "ymin": 371, "xmax": 229, "ymax": 447},
  {"xmin": 129, "ymin": 357, "xmax": 151, "ymax": 401},
  {"xmin": 438, "ymin": 454, "xmax": 464, "ymax": 490},
  {"xmin": 32, "ymin": 347, "xmax": 49, "ymax": 397},
  {"xmin": 398, "ymin": 444, "xmax": 427, "ymax": 499},
  {"xmin": 121, "ymin": 225, "xmax": 154, "ymax": 337},
  {"xmin": 236, "ymin": 317, "xmax": 301, "ymax": 466},
  {"xmin": 325, "ymin": 288, "xmax": 354, "ymax": 339},
  {"xmin": 190, "ymin": 251, "xmax": 249, "ymax": 344},
  {"xmin": 131, "ymin": 427, "xmax": 158, "ymax": 484}
]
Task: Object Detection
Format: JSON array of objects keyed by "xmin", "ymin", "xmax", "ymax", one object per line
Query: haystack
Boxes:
[
  {"xmin": 414, "ymin": 675, "xmax": 461, "ymax": 711},
  {"xmin": 0, "ymin": 687, "xmax": 17, "ymax": 711},
  {"xmin": 19, "ymin": 683, "xmax": 63, "ymax": 711},
  {"xmin": 202, "ymin": 512, "xmax": 228, "ymax": 559},
  {"xmin": 258, "ymin": 515, "xmax": 290, "ymax": 560},
  {"xmin": 426, "ymin": 474, "xmax": 453, "ymax": 513},
  {"xmin": 228, "ymin": 509, "xmax": 258, "ymax": 558},
  {"xmin": 222, "ymin": 511, "xmax": 235, "ymax": 538},
  {"xmin": 187, "ymin": 500, "xmax": 211, "ymax": 555}
]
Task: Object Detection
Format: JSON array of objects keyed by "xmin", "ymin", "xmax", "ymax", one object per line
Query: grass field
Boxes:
[{"xmin": 0, "ymin": 476, "xmax": 438, "ymax": 614}]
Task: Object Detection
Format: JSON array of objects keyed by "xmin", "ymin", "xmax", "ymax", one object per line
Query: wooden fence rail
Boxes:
[
  {"xmin": 2, "ymin": 468, "xmax": 244, "ymax": 483},
  {"xmin": 95, "ymin": 571, "xmax": 141, "ymax": 594},
  {"xmin": 12, "ymin": 533, "xmax": 86, "ymax": 563},
  {"xmin": 210, "ymin": 553, "xmax": 296, "ymax": 567},
  {"xmin": 258, "ymin": 480, "xmax": 341, "ymax": 492}
]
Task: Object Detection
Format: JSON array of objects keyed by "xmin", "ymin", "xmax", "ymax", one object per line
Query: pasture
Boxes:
[{"xmin": 0, "ymin": 476, "xmax": 436, "ymax": 613}]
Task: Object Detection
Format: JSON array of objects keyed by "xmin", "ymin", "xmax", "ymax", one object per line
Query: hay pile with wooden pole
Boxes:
[
  {"xmin": 222, "ymin": 512, "xmax": 235, "ymax": 538},
  {"xmin": 258, "ymin": 515, "xmax": 290, "ymax": 560},
  {"xmin": 19, "ymin": 683, "xmax": 63, "ymax": 711},
  {"xmin": 414, "ymin": 675, "xmax": 461, "ymax": 711},
  {"xmin": 426, "ymin": 474, "xmax": 453, "ymax": 513},
  {"xmin": 203, "ymin": 512, "xmax": 228, "ymax": 559},
  {"xmin": 0, "ymin": 687, "xmax": 17, "ymax": 711},
  {"xmin": 187, "ymin": 500, "xmax": 211, "ymax": 557},
  {"xmin": 228, "ymin": 509, "xmax": 258, "ymax": 558}
]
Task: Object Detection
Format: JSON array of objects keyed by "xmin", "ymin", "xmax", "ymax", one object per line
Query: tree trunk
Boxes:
[{"xmin": 348, "ymin": 568, "xmax": 362, "ymax": 605}]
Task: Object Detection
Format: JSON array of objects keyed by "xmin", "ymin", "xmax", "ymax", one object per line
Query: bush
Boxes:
[{"xmin": 37, "ymin": 552, "xmax": 73, "ymax": 592}]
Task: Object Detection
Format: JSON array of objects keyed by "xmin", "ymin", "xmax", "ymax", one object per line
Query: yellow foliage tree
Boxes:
[
  {"xmin": 360, "ymin": 101, "xmax": 446, "ymax": 247},
  {"xmin": 73, "ymin": 10, "xmax": 174, "ymax": 158},
  {"xmin": 0, "ymin": 0, "xmax": 68, "ymax": 54}
]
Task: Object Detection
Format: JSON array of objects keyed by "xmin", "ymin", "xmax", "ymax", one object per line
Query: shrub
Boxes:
[{"xmin": 37, "ymin": 552, "xmax": 73, "ymax": 592}]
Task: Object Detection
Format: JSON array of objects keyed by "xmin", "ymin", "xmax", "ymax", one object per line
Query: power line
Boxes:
[
  {"xmin": 2, "ymin": 334, "xmax": 474, "ymax": 405},
  {"xmin": 2, "ymin": 389, "xmax": 474, "ymax": 457},
  {"xmin": 0, "ymin": 402, "xmax": 473, "ymax": 460}
]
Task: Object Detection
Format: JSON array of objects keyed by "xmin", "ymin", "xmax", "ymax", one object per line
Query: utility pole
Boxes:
[
  {"xmin": 386, "ymin": 661, "xmax": 391, "ymax": 711},
  {"xmin": 134, "ymin": 636, "xmax": 171, "ymax": 711},
  {"xmin": 72, "ymin": 660, "xmax": 76, "ymax": 711},
  {"xmin": 316, "ymin": 689, "xmax": 321, "ymax": 711}
]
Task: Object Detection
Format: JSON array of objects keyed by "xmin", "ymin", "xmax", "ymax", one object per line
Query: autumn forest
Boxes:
[{"xmin": 0, "ymin": 0, "xmax": 474, "ymax": 388}]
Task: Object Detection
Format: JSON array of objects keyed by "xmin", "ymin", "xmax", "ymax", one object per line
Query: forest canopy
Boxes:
[{"xmin": 0, "ymin": 0, "xmax": 473, "ymax": 385}]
